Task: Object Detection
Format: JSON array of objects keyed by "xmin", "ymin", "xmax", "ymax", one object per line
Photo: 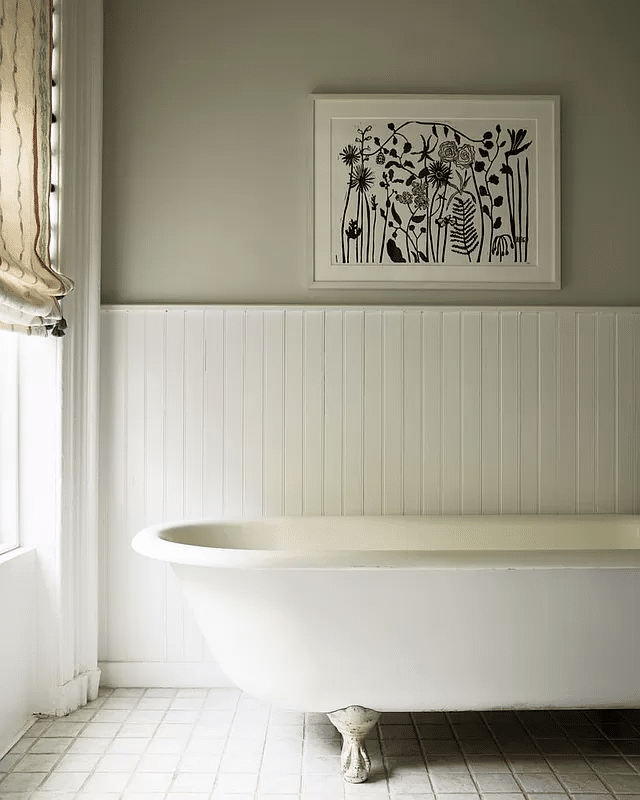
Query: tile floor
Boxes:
[{"xmin": 3, "ymin": 689, "xmax": 640, "ymax": 800}]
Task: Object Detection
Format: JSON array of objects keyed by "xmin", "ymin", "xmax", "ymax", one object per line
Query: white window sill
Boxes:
[{"xmin": 0, "ymin": 546, "xmax": 35, "ymax": 567}]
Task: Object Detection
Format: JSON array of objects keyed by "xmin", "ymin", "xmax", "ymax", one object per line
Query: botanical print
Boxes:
[{"xmin": 332, "ymin": 117, "xmax": 536, "ymax": 266}]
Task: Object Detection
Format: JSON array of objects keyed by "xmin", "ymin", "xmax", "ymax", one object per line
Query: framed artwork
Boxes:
[{"xmin": 311, "ymin": 94, "xmax": 560, "ymax": 289}]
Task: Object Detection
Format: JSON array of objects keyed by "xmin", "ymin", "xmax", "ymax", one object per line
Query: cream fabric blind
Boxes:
[{"xmin": 0, "ymin": 0, "xmax": 73, "ymax": 335}]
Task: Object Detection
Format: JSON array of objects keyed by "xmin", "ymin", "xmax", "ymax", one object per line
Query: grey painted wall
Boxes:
[{"xmin": 102, "ymin": 0, "xmax": 640, "ymax": 305}]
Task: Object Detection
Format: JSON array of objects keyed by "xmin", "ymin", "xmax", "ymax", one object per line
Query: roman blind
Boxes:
[{"xmin": 0, "ymin": 0, "xmax": 73, "ymax": 335}]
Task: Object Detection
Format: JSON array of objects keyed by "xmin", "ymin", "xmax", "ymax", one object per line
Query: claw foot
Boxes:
[{"xmin": 327, "ymin": 705, "xmax": 381, "ymax": 783}]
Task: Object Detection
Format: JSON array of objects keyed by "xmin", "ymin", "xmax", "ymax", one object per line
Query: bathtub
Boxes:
[{"xmin": 132, "ymin": 515, "xmax": 640, "ymax": 781}]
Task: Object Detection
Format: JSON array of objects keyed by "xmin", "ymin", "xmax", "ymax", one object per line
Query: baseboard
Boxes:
[
  {"xmin": 0, "ymin": 715, "xmax": 36, "ymax": 759},
  {"xmin": 39, "ymin": 668, "xmax": 103, "ymax": 717},
  {"xmin": 98, "ymin": 661, "xmax": 236, "ymax": 689}
]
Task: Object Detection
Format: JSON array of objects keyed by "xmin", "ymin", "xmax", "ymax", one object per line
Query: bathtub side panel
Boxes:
[{"xmin": 172, "ymin": 565, "xmax": 640, "ymax": 712}]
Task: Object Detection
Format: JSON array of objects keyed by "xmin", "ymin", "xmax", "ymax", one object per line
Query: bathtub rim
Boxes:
[{"xmin": 131, "ymin": 514, "xmax": 640, "ymax": 570}]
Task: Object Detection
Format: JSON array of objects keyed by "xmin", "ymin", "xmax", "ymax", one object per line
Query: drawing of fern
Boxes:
[{"xmin": 450, "ymin": 196, "xmax": 479, "ymax": 261}]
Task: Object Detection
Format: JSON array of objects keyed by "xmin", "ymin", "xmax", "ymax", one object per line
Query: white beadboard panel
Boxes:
[
  {"xmin": 263, "ymin": 310, "xmax": 285, "ymax": 517},
  {"xmin": 203, "ymin": 309, "xmax": 224, "ymax": 519},
  {"xmin": 223, "ymin": 309, "xmax": 244, "ymax": 518},
  {"xmin": 303, "ymin": 310, "xmax": 324, "ymax": 516},
  {"xmin": 283, "ymin": 311, "xmax": 304, "ymax": 516},
  {"xmin": 323, "ymin": 309, "xmax": 343, "ymax": 516},
  {"xmin": 499, "ymin": 311, "xmax": 521, "ymax": 515},
  {"xmin": 519, "ymin": 312, "xmax": 539, "ymax": 514},
  {"xmin": 461, "ymin": 311, "xmax": 482, "ymax": 515},
  {"xmin": 596, "ymin": 312, "xmax": 616, "ymax": 514},
  {"xmin": 99, "ymin": 306, "xmax": 640, "ymax": 672},
  {"xmin": 422, "ymin": 311, "xmax": 442, "ymax": 515},
  {"xmin": 382, "ymin": 311, "xmax": 404, "ymax": 515},
  {"xmin": 402, "ymin": 311, "xmax": 422, "ymax": 516},
  {"xmin": 243, "ymin": 310, "xmax": 264, "ymax": 518},
  {"xmin": 480, "ymin": 312, "xmax": 499, "ymax": 515},
  {"xmin": 363, "ymin": 311, "xmax": 383, "ymax": 515},
  {"xmin": 556, "ymin": 312, "xmax": 578, "ymax": 513},
  {"xmin": 616, "ymin": 313, "xmax": 636, "ymax": 514},
  {"xmin": 538, "ymin": 312, "xmax": 559, "ymax": 513},
  {"xmin": 343, "ymin": 310, "xmax": 365, "ymax": 516},
  {"xmin": 441, "ymin": 311, "xmax": 462, "ymax": 514}
]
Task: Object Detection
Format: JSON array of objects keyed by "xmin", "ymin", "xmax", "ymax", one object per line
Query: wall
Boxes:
[
  {"xmin": 102, "ymin": 0, "xmax": 640, "ymax": 306},
  {"xmin": 98, "ymin": 305, "xmax": 640, "ymax": 686},
  {"xmin": 0, "ymin": 549, "xmax": 36, "ymax": 755}
]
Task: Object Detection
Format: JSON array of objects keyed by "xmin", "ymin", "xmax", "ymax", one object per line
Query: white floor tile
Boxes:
[
  {"xmin": 79, "ymin": 723, "xmax": 121, "ymax": 739},
  {"xmin": 171, "ymin": 772, "xmax": 217, "ymax": 792},
  {"xmin": 0, "ymin": 755, "xmax": 20, "ymax": 772},
  {"xmin": 105, "ymin": 739, "xmax": 150, "ymax": 755},
  {"xmin": 166, "ymin": 793, "xmax": 210, "ymax": 800},
  {"xmin": 118, "ymin": 725, "xmax": 159, "ymax": 739},
  {"xmin": 55, "ymin": 754, "xmax": 102, "ymax": 772},
  {"xmin": 40, "ymin": 771, "xmax": 91, "ymax": 792},
  {"xmin": 74, "ymin": 793, "xmax": 121, "ymax": 800},
  {"xmin": 29, "ymin": 738, "xmax": 73, "ymax": 755},
  {"xmin": 214, "ymin": 772, "xmax": 259, "ymax": 794},
  {"xmin": 30, "ymin": 791, "xmax": 77, "ymax": 800},
  {"xmin": 95, "ymin": 754, "xmax": 140, "ymax": 772},
  {"xmin": 126, "ymin": 772, "xmax": 175, "ymax": 792},
  {"xmin": 69, "ymin": 739, "xmax": 111, "ymax": 755},
  {"xmin": 258, "ymin": 772, "xmax": 301, "ymax": 793},
  {"xmin": 122, "ymin": 794, "xmax": 166, "ymax": 800},
  {"xmin": 41, "ymin": 722, "xmax": 85, "ymax": 738},
  {"xmin": 80, "ymin": 772, "xmax": 131, "ymax": 792},
  {"xmin": 136, "ymin": 753, "xmax": 181, "ymax": 772},
  {"xmin": 0, "ymin": 771, "xmax": 48, "ymax": 792}
]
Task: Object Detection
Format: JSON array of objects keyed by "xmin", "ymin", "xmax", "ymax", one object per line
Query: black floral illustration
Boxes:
[{"xmin": 334, "ymin": 118, "xmax": 533, "ymax": 265}]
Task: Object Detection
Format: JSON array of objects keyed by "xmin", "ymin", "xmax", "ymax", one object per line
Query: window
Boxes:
[
  {"xmin": 0, "ymin": 1, "xmax": 62, "ymax": 555},
  {"xmin": 0, "ymin": 330, "xmax": 19, "ymax": 554}
]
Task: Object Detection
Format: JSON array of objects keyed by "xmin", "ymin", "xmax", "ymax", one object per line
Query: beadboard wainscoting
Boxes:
[{"xmin": 99, "ymin": 306, "xmax": 640, "ymax": 687}]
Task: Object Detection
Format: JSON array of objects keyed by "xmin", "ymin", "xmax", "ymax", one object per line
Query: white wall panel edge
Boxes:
[{"xmin": 101, "ymin": 305, "xmax": 640, "ymax": 314}]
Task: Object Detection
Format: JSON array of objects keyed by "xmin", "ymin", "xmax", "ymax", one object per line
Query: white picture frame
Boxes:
[{"xmin": 311, "ymin": 94, "xmax": 560, "ymax": 290}]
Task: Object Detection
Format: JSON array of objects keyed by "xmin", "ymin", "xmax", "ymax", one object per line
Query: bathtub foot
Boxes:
[{"xmin": 327, "ymin": 705, "xmax": 381, "ymax": 783}]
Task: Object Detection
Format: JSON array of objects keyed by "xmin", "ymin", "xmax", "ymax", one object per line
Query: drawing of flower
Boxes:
[
  {"xmin": 340, "ymin": 144, "xmax": 359, "ymax": 166},
  {"xmin": 491, "ymin": 233, "xmax": 513, "ymax": 261},
  {"xmin": 411, "ymin": 180, "xmax": 428, "ymax": 210},
  {"xmin": 375, "ymin": 151, "xmax": 385, "ymax": 165},
  {"xmin": 455, "ymin": 143, "xmax": 475, "ymax": 169},
  {"xmin": 427, "ymin": 160, "xmax": 452, "ymax": 189},
  {"xmin": 350, "ymin": 164, "xmax": 375, "ymax": 194},
  {"xmin": 396, "ymin": 191, "xmax": 413, "ymax": 205},
  {"xmin": 438, "ymin": 140, "xmax": 458, "ymax": 162},
  {"xmin": 435, "ymin": 215, "xmax": 453, "ymax": 228}
]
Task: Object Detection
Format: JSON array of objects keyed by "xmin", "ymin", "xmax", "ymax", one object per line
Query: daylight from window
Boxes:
[{"xmin": 0, "ymin": 329, "xmax": 19, "ymax": 555}]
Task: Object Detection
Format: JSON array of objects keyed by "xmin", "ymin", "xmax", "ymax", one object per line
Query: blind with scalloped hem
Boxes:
[{"xmin": 0, "ymin": 0, "xmax": 73, "ymax": 336}]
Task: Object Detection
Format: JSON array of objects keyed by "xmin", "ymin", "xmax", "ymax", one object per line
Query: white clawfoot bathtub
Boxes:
[{"xmin": 132, "ymin": 515, "xmax": 640, "ymax": 782}]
